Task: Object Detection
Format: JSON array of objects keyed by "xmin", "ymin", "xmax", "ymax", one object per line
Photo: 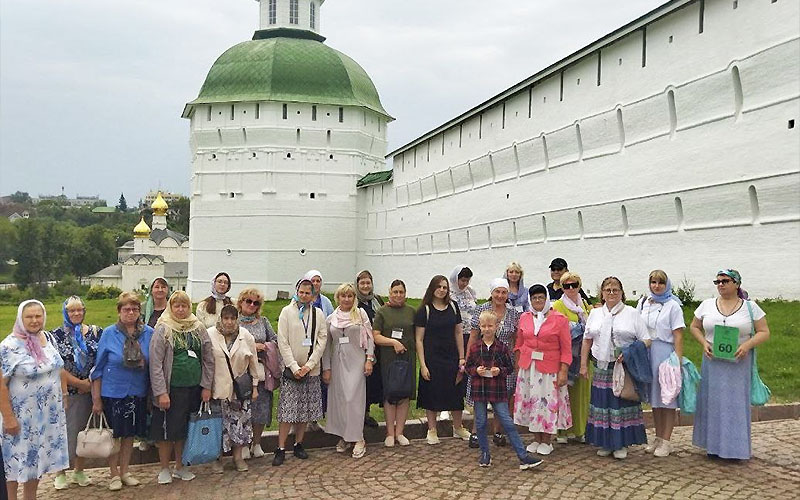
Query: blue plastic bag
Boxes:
[
  {"xmin": 679, "ymin": 357, "xmax": 701, "ymax": 415},
  {"xmin": 182, "ymin": 402, "xmax": 222, "ymax": 466}
]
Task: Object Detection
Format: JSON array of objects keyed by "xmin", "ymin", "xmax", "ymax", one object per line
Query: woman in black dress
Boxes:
[
  {"xmin": 415, "ymin": 275, "xmax": 471, "ymax": 445},
  {"xmin": 356, "ymin": 270, "xmax": 384, "ymax": 427}
]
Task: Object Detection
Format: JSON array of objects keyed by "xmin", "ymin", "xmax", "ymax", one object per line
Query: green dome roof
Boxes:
[{"xmin": 184, "ymin": 34, "xmax": 391, "ymax": 119}]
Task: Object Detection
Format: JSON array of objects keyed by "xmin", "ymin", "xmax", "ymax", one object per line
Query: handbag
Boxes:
[
  {"xmin": 384, "ymin": 355, "xmax": 412, "ymax": 404},
  {"xmin": 76, "ymin": 413, "xmax": 120, "ymax": 459},
  {"xmin": 223, "ymin": 347, "xmax": 253, "ymax": 401},
  {"xmin": 182, "ymin": 401, "xmax": 222, "ymax": 466},
  {"xmin": 746, "ymin": 301, "xmax": 771, "ymax": 406},
  {"xmin": 612, "ymin": 361, "xmax": 639, "ymax": 401}
]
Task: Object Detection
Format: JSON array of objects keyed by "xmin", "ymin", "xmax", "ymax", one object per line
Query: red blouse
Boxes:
[{"xmin": 514, "ymin": 310, "xmax": 571, "ymax": 374}]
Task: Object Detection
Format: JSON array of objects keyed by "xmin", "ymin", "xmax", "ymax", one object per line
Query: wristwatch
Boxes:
[{"xmin": 366, "ymin": 355, "xmax": 376, "ymax": 363}]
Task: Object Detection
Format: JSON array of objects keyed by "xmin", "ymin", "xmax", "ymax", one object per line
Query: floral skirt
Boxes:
[
  {"xmin": 277, "ymin": 375, "xmax": 323, "ymax": 423},
  {"xmin": 513, "ymin": 366, "xmax": 572, "ymax": 434},
  {"xmin": 212, "ymin": 399, "xmax": 253, "ymax": 452}
]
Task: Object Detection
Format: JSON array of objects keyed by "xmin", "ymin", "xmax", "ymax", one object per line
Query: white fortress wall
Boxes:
[
  {"xmin": 188, "ymin": 100, "xmax": 388, "ymax": 299},
  {"xmin": 357, "ymin": 0, "xmax": 800, "ymax": 299}
]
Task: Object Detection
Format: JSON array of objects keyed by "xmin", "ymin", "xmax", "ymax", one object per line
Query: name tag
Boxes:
[
  {"xmin": 713, "ymin": 324, "xmax": 739, "ymax": 360},
  {"xmin": 187, "ymin": 350, "xmax": 197, "ymax": 359},
  {"xmin": 480, "ymin": 371, "xmax": 494, "ymax": 378},
  {"xmin": 338, "ymin": 336, "xmax": 350, "ymax": 345},
  {"xmin": 391, "ymin": 329, "xmax": 404, "ymax": 340},
  {"xmin": 514, "ymin": 305, "xmax": 523, "ymax": 313},
  {"xmin": 302, "ymin": 338, "xmax": 312, "ymax": 347},
  {"xmin": 531, "ymin": 351, "xmax": 544, "ymax": 361}
]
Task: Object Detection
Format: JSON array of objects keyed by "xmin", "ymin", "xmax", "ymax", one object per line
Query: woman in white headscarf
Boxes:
[
  {"xmin": 304, "ymin": 270, "xmax": 334, "ymax": 317},
  {"xmin": 196, "ymin": 272, "xmax": 233, "ymax": 329},
  {"xmin": 1, "ymin": 300, "xmax": 68, "ymax": 500}
]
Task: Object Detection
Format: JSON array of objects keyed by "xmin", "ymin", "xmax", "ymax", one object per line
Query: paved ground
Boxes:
[{"xmin": 31, "ymin": 419, "xmax": 799, "ymax": 500}]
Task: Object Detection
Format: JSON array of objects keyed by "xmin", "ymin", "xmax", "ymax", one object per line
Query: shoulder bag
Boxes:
[
  {"xmin": 746, "ymin": 301, "xmax": 771, "ymax": 406},
  {"xmin": 223, "ymin": 342, "xmax": 253, "ymax": 401}
]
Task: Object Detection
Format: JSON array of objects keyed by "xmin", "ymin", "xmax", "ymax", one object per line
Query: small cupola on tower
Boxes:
[
  {"xmin": 151, "ymin": 192, "xmax": 169, "ymax": 230},
  {"xmin": 133, "ymin": 217, "xmax": 151, "ymax": 254},
  {"xmin": 257, "ymin": 0, "xmax": 324, "ymax": 34}
]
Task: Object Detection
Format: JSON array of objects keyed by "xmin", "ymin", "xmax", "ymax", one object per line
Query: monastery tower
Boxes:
[{"xmin": 182, "ymin": 0, "xmax": 392, "ymax": 299}]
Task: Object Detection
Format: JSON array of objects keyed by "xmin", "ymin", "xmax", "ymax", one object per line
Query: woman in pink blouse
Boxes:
[{"xmin": 513, "ymin": 284, "xmax": 572, "ymax": 456}]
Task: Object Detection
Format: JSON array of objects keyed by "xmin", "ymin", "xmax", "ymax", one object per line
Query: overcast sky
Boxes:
[{"xmin": 0, "ymin": 0, "xmax": 665, "ymax": 204}]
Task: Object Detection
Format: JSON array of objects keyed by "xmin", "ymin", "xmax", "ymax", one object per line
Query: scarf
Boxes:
[
  {"xmin": 144, "ymin": 276, "xmax": 168, "ymax": 325},
  {"xmin": 649, "ymin": 277, "xmax": 683, "ymax": 306},
  {"xmin": 356, "ymin": 270, "xmax": 375, "ymax": 303},
  {"xmin": 595, "ymin": 301, "xmax": 626, "ymax": 369},
  {"xmin": 561, "ymin": 293, "xmax": 588, "ymax": 324},
  {"xmin": 12, "ymin": 299, "xmax": 48, "ymax": 366},
  {"xmin": 717, "ymin": 268, "xmax": 749, "ymax": 299},
  {"xmin": 210, "ymin": 272, "xmax": 231, "ymax": 301},
  {"xmin": 489, "ymin": 277, "xmax": 510, "ymax": 295},
  {"xmin": 216, "ymin": 318, "xmax": 239, "ymax": 338},
  {"xmin": 530, "ymin": 283, "xmax": 551, "ymax": 335},
  {"xmin": 156, "ymin": 292, "xmax": 204, "ymax": 338},
  {"xmin": 62, "ymin": 298, "xmax": 88, "ymax": 371},
  {"xmin": 116, "ymin": 320, "xmax": 145, "ymax": 369},
  {"xmin": 330, "ymin": 306, "xmax": 370, "ymax": 349},
  {"xmin": 238, "ymin": 314, "xmax": 258, "ymax": 324}
]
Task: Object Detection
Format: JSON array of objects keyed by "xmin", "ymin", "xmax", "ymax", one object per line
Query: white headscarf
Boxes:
[{"xmin": 489, "ymin": 278, "xmax": 509, "ymax": 296}]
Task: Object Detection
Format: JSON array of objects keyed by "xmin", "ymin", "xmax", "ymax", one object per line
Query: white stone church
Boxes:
[{"xmin": 182, "ymin": 0, "xmax": 800, "ymax": 301}]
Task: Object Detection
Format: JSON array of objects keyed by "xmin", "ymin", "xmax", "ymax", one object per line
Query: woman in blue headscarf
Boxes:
[
  {"xmin": 50, "ymin": 296, "xmax": 103, "ymax": 489},
  {"xmin": 637, "ymin": 271, "xmax": 684, "ymax": 457}
]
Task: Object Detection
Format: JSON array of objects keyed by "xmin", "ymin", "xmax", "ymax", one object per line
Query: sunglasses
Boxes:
[
  {"xmin": 562, "ymin": 282, "xmax": 580, "ymax": 290},
  {"xmin": 603, "ymin": 288, "xmax": 621, "ymax": 294},
  {"xmin": 712, "ymin": 279, "xmax": 733, "ymax": 285},
  {"xmin": 244, "ymin": 298, "xmax": 262, "ymax": 306}
]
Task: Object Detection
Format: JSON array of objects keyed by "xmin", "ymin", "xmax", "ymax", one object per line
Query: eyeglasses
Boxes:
[
  {"xmin": 562, "ymin": 282, "xmax": 580, "ymax": 290},
  {"xmin": 121, "ymin": 307, "xmax": 140, "ymax": 313},
  {"xmin": 603, "ymin": 288, "xmax": 621, "ymax": 294},
  {"xmin": 531, "ymin": 296, "xmax": 547, "ymax": 301},
  {"xmin": 244, "ymin": 298, "xmax": 262, "ymax": 306},
  {"xmin": 713, "ymin": 279, "xmax": 733, "ymax": 285}
]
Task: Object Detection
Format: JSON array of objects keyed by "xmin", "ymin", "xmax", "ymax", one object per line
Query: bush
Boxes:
[
  {"xmin": 675, "ymin": 274, "xmax": 697, "ymax": 304},
  {"xmin": 86, "ymin": 285, "xmax": 109, "ymax": 300},
  {"xmin": 53, "ymin": 275, "xmax": 89, "ymax": 298},
  {"xmin": 106, "ymin": 286, "xmax": 123, "ymax": 299}
]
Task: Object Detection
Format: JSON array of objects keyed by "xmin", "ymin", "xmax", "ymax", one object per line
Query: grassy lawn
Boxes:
[{"xmin": 1, "ymin": 297, "xmax": 797, "ymax": 407}]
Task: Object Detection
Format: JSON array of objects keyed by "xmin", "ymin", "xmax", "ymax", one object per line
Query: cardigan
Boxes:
[
  {"xmin": 149, "ymin": 323, "xmax": 215, "ymax": 399},
  {"xmin": 277, "ymin": 303, "xmax": 328, "ymax": 376},
  {"xmin": 514, "ymin": 310, "xmax": 571, "ymax": 374},
  {"xmin": 208, "ymin": 326, "xmax": 260, "ymax": 401}
]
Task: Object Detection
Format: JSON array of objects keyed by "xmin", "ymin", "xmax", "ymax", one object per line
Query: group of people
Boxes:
[{"xmin": 0, "ymin": 259, "xmax": 771, "ymax": 498}]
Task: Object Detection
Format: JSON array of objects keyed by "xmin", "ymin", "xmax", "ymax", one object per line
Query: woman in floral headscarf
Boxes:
[
  {"xmin": 1, "ymin": 300, "xmax": 68, "ymax": 500},
  {"xmin": 196, "ymin": 272, "xmax": 233, "ymax": 329}
]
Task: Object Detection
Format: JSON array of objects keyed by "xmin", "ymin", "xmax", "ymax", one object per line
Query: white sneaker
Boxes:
[
  {"xmin": 653, "ymin": 440, "xmax": 672, "ymax": 457},
  {"xmin": 613, "ymin": 447, "xmax": 628, "ymax": 459},
  {"xmin": 172, "ymin": 468, "xmax": 196, "ymax": 481},
  {"xmin": 251, "ymin": 443, "xmax": 265, "ymax": 458},
  {"xmin": 426, "ymin": 429, "xmax": 440, "ymax": 445},
  {"xmin": 241, "ymin": 446, "xmax": 251, "ymax": 460},
  {"xmin": 157, "ymin": 468, "xmax": 172, "ymax": 485},
  {"xmin": 526, "ymin": 441, "xmax": 540, "ymax": 453},
  {"xmin": 596, "ymin": 449, "xmax": 612, "ymax": 457},
  {"xmin": 438, "ymin": 411, "xmax": 450, "ymax": 421},
  {"xmin": 645, "ymin": 437, "xmax": 661, "ymax": 453},
  {"xmin": 396, "ymin": 435, "xmax": 410, "ymax": 446},
  {"xmin": 536, "ymin": 442, "xmax": 554, "ymax": 455},
  {"xmin": 383, "ymin": 436, "xmax": 395, "ymax": 448},
  {"xmin": 555, "ymin": 436, "xmax": 569, "ymax": 444}
]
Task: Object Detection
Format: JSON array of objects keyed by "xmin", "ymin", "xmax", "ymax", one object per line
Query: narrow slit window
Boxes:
[
  {"xmin": 312, "ymin": 105, "xmax": 317, "ymax": 121},
  {"xmin": 338, "ymin": 107, "xmax": 344, "ymax": 123},
  {"xmin": 310, "ymin": 2, "xmax": 316, "ymax": 29},
  {"xmin": 282, "ymin": 104, "xmax": 288, "ymax": 120}
]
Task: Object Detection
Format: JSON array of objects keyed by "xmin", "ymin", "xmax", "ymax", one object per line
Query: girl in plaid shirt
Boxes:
[{"xmin": 466, "ymin": 310, "xmax": 542, "ymax": 470}]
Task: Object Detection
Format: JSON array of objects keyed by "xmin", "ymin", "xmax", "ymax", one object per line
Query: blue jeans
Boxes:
[{"xmin": 473, "ymin": 400, "xmax": 527, "ymax": 460}]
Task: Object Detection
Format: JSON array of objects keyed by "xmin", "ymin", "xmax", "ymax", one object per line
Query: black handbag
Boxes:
[
  {"xmin": 384, "ymin": 355, "xmax": 412, "ymax": 404},
  {"xmin": 223, "ymin": 348, "xmax": 253, "ymax": 401}
]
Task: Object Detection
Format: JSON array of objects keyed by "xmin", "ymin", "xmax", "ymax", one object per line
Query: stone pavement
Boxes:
[{"xmin": 34, "ymin": 419, "xmax": 799, "ymax": 500}]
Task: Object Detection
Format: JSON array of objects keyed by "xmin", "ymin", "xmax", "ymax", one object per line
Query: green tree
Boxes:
[
  {"xmin": 9, "ymin": 191, "xmax": 31, "ymax": 204},
  {"xmin": 69, "ymin": 225, "xmax": 116, "ymax": 280},
  {"xmin": 117, "ymin": 193, "xmax": 128, "ymax": 212},
  {"xmin": 12, "ymin": 219, "xmax": 44, "ymax": 287},
  {"xmin": 0, "ymin": 218, "xmax": 16, "ymax": 275},
  {"xmin": 168, "ymin": 196, "xmax": 190, "ymax": 235}
]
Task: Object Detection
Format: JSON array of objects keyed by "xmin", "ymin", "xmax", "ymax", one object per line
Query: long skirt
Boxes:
[
  {"xmin": 692, "ymin": 354, "xmax": 752, "ymax": 459},
  {"xmin": 559, "ymin": 363, "xmax": 592, "ymax": 438},
  {"xmin": 650, "ymin": 339, "xmax": 679, "ymax": 409},
  {"xmin": 65, "ymin": 393, "xmax": 93, "ymax": 463},
  {"xmin": 585, "ymin": 362, "xmax": 646, "ymax": 451},
  {"xmin": 277, "ymin": 375, "xmax": 323, "ymax": 423},
  {"xmin": 212, "ymin": 399, "xmax": 253, "ymax": 452},
  {"xmin": 513, "ymin": 366, "xmax": 572, "ymax": 434}
]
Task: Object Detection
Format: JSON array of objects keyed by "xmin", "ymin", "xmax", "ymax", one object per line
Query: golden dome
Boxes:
[
  {"xmin": 133, "ymin": 217, "xmax": 151, "ymax": 238},
  {"xmin": 151, "ymin": 192, "xmax": 169, "ymax": 216}
]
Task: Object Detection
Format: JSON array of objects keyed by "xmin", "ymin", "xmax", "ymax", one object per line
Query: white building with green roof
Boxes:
[{"xmin": 182, "ymin": 0, "xmax": 392, "ymax": 299}]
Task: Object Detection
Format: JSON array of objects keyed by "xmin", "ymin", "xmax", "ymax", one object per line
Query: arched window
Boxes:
[
  {"xmin": 310, "ymin": 2, "xmax": 316, "ymax": 29},
  {"xmin": 289, "ymin": 0, "xmax": 299, "ymax": 24}
]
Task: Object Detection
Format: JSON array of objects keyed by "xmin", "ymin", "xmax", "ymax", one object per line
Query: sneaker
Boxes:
[
  {"xmin": 241, "ymin": 446, "xmax": 251, "ymax": 460},
  {"xmin": 468, "ymin": 433, "xmax": 479, "ymax": 449},
  {"xmin": 493, "ymin": 433, "xmax": 507, "ymax": 447},
  {"xmin": 352, "ymin": 440, "xmax": 366, "ymax": 459},
  {"xmin": 251, "ymin": 442, "xmax": 265, "ymax": 458},
  {"xmin": 396, "ymin": 434, "xmax": 410, "ymax": 446},
  {"xmin": 71, "ymin": 470, "xmax": 91, "ymax": 487},
  {"xmin": 645, "ymin": 437, "xmax": 661, "ymax": 453},
  {"xmin": 172, "ymin": 468, "xmax": 196, "ymax": 481},
  {"xmin": 555, "ymin": 436, "xmax": 569, "ymax": 444},
  {"xmin": 272, "ymin": 448, "xmax": 285, "ymax": 467},
  {"xmin": 453, "ymin": 426, "xmax": 471, "ymax": 441},
  {"xmin": 653, "ymin": 440, "xmax": 672, "ymax": 457},
  {"xmin": 613, "ymin": 447, "xmax": 628, "ymax": 460},
  {"xmin": 426, "ymin": 429, "xmax": 440, "ymax": 445},
  {"xmin": 519, "ymin": 453, "xmax": 544, "ymax": 470},
  {"xmin": 293, "ymin": 442, "xmax": 309, "ymax": 459},
  {"xmin": 157, "ymin": 468, "xmax": 172, "ymax": 485},
  {"xmin": 337, "ymin": 439, "xmax": 352, "ymax": 453},
  {"xmin": 120, "ymin": 473, "xmax": 140, "ymax": 486},
  {"xmin": 438, "ymin": 411, "xmax": 451, "ymax": 421},
  {"xmin": 108, "ymin": 476, "xmax": 122, "ymax": 491},
  {"xmin": 54, "ymin": 473, "xmax": 69, "ymax": 490},
  {"xmin": 478, "ymin": 451, "xmax": 492, "ymax": 467},
  {"xmin": 596, "ymin": 448, "xmax": 612, "ymax": 457},
  {"xmin": 364, "ymin": 415, "xmax": 379, "ymax": 428},
  {"xmin": 234, "ymin": 459, "xmax": 249, "ymax": 472},
  {"xmin": 526, "ymin": 441, "xmax": 540, "ymax": 453},
  {"xmin": 577, "ymin": 434, "xmax": 586, "ymax": 443},
  {"xmin": 384, "ymin": 436, "xmax": 395, "ymax": 448},
  {"xmin": 536, "ymin": 443, "xmax": 554, "ymax": 456}
]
